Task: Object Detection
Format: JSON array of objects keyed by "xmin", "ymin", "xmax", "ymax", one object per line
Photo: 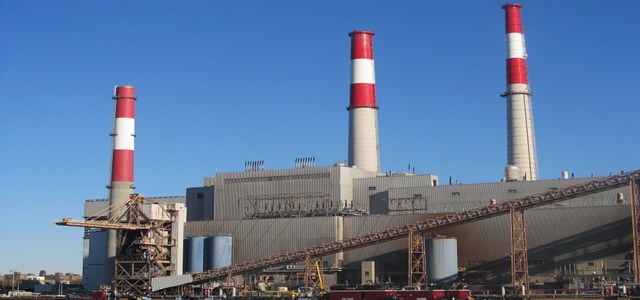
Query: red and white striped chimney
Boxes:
[
  {"xmin": 106, "ymin": 85, "xmax": 136, "ymax": 282},
  {"xmin": 502, "ymin": 3, "xmax": 538, "ymax": 181},
  {"xmin": 348, "ymin": 30, "xmax": 380, "ymax": 174}
]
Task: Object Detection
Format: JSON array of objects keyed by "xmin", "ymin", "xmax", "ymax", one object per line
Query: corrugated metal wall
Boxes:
[
  {"xmin": 84, "ymin": 199, "xmax": 109, "ymax": 218},
  {"xmin": 203, "ymin": 166, "xmax": 375, "ymax": 221},
  {"xmin": 343, "ymin": 214, "xmax": 427, "ymax": 263},
  {"xmin": 353, "ymin": 174, "xmax": 438, "ymax": 213},
  {"xmin": 340, "ymin": 205, "xmax": 631, "ymax": 268},
  {"xmin": 185, "ymin": 216, "xmax": 344, "ymax": 267},
  {"xmin": 184, "ymin": 173, "xmax": 633, "ymax": 270},
  {"xmin": 186, "ymin": 187, "xmax": 214, "ymax": 221},
  {"xmin": 442, "ymin": 205, "xmax": 632, "ymax": 267},
  {"xmin": 387, "ymin": 178, "xmax": 628, "ymax": 213},
  {"xmin": 82, "ymin": 229, "xmax": 107, "ymax": 291}
]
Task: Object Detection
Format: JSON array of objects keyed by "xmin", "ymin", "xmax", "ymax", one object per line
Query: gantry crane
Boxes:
[
  {"xmin": 56, "ymin": 194, "xmax": 184, "ymax": 295},
  {"xmin": 150, "ymin": 169, "xmax": 639, "ymax": 292}
]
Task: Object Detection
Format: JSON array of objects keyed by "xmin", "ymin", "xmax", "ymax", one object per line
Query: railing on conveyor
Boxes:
[{"xmin": 188, "ymin": 170, "xmax": 640, "ymax": 285}]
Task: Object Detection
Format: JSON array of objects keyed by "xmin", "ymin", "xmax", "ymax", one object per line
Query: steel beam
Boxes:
[
  {"xmin": 408, "ymin": 230, "xmax": 427, "ymax": 289},
  {"xmin": 510, "ymin": 208, "xmax": 529, "ymax": 292}
]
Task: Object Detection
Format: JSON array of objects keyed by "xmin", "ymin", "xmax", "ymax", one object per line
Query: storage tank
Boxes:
[
  {"xmin": 207, "ymin": 235, "xmax": 233, "ymax": 270},
  {"xmin": 426, "ymin": 237, "xmax": 458, "ymax": 284},
  {"xmin": 188, "ymin": 236, "xmax": 206, "ymax": 273},
  {"xmin": 504, "ymin": 165, "xmax": 520, "ymax": 181}
]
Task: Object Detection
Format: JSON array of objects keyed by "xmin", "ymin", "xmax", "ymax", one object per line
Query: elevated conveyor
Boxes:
[{"xmin": 159, "ymin": 170, "xmax": 640, "ymax": 290}]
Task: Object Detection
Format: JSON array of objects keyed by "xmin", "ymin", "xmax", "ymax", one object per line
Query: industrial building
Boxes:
[
  {"xmin": 75, "ymin": 3, "xmax": 638, "ymax": 295},
  {"xmin": 81, "ymin": 166, "xmax": 633, "ymax": 291}
]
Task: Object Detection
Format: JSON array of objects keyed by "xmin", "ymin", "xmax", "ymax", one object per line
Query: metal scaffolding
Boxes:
[
  {"xmin": 408, "ymin": 230, "xmax": 427, "ymax": 289},
  {"xmin": 510, "ymin": 208, "xmax": 529, "ymax": 292},
  {"xmin": 57, "ymin": 194, "xmax": 181, "ymax": 295}
]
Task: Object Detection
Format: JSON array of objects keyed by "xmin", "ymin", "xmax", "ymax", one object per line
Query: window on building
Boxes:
[
  {"xmin": 197, "ymin": 193, "xmax": 204, "ymax": 199},
  {"xmin": 368, "ymin": 186, "xmax": 376, "ymax": 191}
]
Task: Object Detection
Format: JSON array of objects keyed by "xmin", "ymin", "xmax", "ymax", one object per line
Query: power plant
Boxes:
[{"xmin": 56, "ymin": 3, "xmax": 640, "ymax": 299}]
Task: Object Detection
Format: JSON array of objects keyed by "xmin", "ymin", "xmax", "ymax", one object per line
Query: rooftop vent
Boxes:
[{"xmin": 295, "ymin": 157, "xmax": 316, "ymax": 169}]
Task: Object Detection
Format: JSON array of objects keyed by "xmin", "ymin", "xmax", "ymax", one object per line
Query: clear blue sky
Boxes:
[{"xmin": 1, "ymin": 0, "xmax": 638, "ymax": 275}]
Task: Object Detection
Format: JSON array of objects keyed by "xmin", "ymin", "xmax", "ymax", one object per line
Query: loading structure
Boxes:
[
  {"xmin": 57, "ymin": 194, "xmax": 186, "ymax": 296},
  {"xmin": 153, "ymin": 169, "xmax": 640, "ymax": 291}
]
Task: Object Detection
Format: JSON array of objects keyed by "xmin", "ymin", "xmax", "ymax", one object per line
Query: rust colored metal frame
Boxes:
[
  {"xmin": 115, "ymin": 222, "xmax": 175, "ymax": 295},
  {"xmin": 114, "ymin": 196, "xmax": 176, "ymax": 295},
  {"xmin": 303, "ymin": 256, "xmax": 324, "ymax": 291},
  {"xmin": 241, "ymin": 193, "xmax": 337, "ymax": 219},
  {"xmin": 510, "ymin": 208, "xmax": 529, "ymax": 292},
  {"xmin": 56, "ymin": 194, "xmax": 160, "ymax": 230},
  {"xmin": 188, "ymin": 170, "xmax": 640, "ymax": 286},
  {"xmin": 408, "ymin": 230, "xmax": 427, "ymax": 289},
  {"xmin": 631, "ymin": 180, "xmax": 640, "ymax": 283},
  {"xmin": 387, "ymin": 196, "xmax": 428, "ymax": 214},
  {"xmin": 56, "ymin": 194, "xmax": 177, "ymax": 295}
]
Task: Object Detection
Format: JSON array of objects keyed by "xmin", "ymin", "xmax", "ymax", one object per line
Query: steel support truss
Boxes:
[
  {"xmin": 510, "ymin": 208, "xmax": 529, "ymax": 292},
  {"xmin": 187, "ymin": 170, "xmax": 640, "ymax": 286},
  {"xmin": 408, "ymin": 230, "xmax": 427, "ymax": 289},
  {"xmin": 115, "ymin": 218, "xmax": 175, "ymax": 295},
  {"xmin": 304, "ymin": 255, "xmax": 324, "ymax": 293}
]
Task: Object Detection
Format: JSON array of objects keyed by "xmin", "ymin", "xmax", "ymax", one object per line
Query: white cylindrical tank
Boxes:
[
  {"xmin": 562, "ymin": 171, "xmax": 569, "ymax": 179},
  {"xmin": 504, "ymin": 165, "xmax": 520, "ymax": 182},
  {"xmin": 207, "ymin": 235, "xmax": 233, "ymax": 270},
  {"xmin": 188, "ymin": 236, "xmax": 206, "ymax": 273},
  {"xmin": 427, "ymin": 237, "xmax": 458, "ymax": 284}
]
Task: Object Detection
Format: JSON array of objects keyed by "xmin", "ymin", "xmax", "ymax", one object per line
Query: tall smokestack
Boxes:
[
  {"xmin": 105, "ymin": 85, "xmax": 136, "ymax": 283},
  {"xmin": 502, "ymin": 3, "xmax": 538, "ymax": 181},
  {"xmin": 348, "ymin": 30, "xmax": 380, "ymax": 174}
]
